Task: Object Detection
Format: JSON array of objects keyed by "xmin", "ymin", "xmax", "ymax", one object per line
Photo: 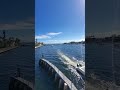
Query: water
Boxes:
[
  {"xmin": 86, "ymin": 43, "xmax": 120, "ymax": 89},
  {"xmin": 35, "ymin": 44, "xmax": 85, "ymax": 90},
  {"xmin": 0, "ymin": 45, "xmax": 34, "ymax": 90},
  {"xmin": 86, "ymin": 43, "xmax": 113, "ymax": 81}
]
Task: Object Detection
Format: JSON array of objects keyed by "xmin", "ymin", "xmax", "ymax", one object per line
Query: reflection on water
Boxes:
[
  {"xmin": 86, "ymin": 43, "xmax": 120, "ymax": 90},
  {"xmin": 0, "ymin": 46, "xmax": 34, "ymax": 90}
]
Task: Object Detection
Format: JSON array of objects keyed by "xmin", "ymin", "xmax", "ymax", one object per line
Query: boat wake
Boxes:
[
  {"xmin": 57, "ymin": 50, "xmax": 85, "ymax": 85},
  {"xmin": 57, "ymin": 50, "xmax": 85, "ymax": 68},
  {"xmin": 57, "ymin": 50, "xmax": 78, "ymax": 67}
]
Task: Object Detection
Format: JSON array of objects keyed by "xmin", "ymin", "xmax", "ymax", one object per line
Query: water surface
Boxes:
[{"xmin": 35, "ymin": 44, "xmax": 85, "ymax": 90}]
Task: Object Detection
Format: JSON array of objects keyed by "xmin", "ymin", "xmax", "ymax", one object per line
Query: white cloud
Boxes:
[
  {"xmin": 35, "ymin": 35, "xmax": 51, "ymax": 39},
  {"xmin": 35, "ymin": 32, "xmax": 62, "ymax": 40},
  {"xmin": 47, "ymin": 32, "xmax": 62, "ymax": 36},
  {"xmin": 0, "ymin": 17, "xmax": 34, "ymax": 30}
]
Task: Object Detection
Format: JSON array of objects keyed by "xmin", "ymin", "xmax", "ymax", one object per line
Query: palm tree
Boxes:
[{"xmin": 15, "ymin": 38, "xmax": 20, "ymax": 46}]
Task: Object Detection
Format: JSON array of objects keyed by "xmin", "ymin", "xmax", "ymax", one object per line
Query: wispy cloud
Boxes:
[
  {"xmin": 35, "ymin": 32, "xmax": 62, "ymax": 39},
  {"xmin": 47, "ymin": 32, "xmax": 62, "ymax": 36},
  {"xmin": 0, "ymin": 17, "xmax": 34, "ymax": 30},
  {"xmin": 35, "ymin": 35, "xmax": 51, "ymax": 39}
]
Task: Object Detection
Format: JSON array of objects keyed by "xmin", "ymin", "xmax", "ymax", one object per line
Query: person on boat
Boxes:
[{"xmin": 77, "ymin": 63, "xmax": 82, "ymax": 67}]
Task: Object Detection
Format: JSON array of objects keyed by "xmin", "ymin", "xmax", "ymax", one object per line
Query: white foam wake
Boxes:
[
  {"xmin": 57, "ymin": 50, "xmax": 85, "ymax": 85},
  {"xmin": 57, "ymin": 50, "xmax": 85, "ymax": 68},
  {"xmin": 58, "ymin": 51, "xmax": 77, "ymax": 67}
]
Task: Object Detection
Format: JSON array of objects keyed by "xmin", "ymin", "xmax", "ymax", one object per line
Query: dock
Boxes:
[
  {"xmin": 9, "ymin": 67, "xmax": 34, "ymax": 90},
  {"xmin": 9, "ymin": 76, "xmax": 34, "ymax": 90},
  {"xmin": 39, "ymin": 58, "xmax": 83, "ymax": 90},
  {"xmin": 16, "ymin": 77, "xmax": 34, "ymax": 89}
]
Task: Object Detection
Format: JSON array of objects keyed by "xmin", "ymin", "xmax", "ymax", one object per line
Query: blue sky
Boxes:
[
  {"xmin": 35, "ymin": 0, "xmax": 85, "ymax": 44},
  {"xmin": 86, "ymin": 0, "xmax": 120, "ymax": 37},
  {"xmin": 0, "ymin": 0, "xmax": 34, "ymax": 42}
]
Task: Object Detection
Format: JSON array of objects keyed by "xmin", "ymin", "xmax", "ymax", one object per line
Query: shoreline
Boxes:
[
  {"xmin": 35, "ymin": 45, "xmax": 42, "ymax": 49},
  {"xmin": 0, "ymin": 46, "xmax": 18, "ymax": 54}
]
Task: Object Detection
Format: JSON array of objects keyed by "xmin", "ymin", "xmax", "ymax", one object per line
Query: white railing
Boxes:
[
  {"xmin": 42, "ymin": 59, "xmax": 79, "ymax": 90},
  {"xmin": 15, "ymin": 77, "xmax": 34, "ymax": 90}
]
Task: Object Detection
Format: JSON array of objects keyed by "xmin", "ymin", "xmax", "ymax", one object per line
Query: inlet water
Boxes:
[{"xmin": 35, "ymin": 44, "xmax": 85, "ymax": 90}]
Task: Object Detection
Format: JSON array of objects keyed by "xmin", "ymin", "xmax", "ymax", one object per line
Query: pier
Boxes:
[
  {"xmin": 9, "ymin": 77, "xmax": 34, "ymax": 90},
  {"xmin": 9, "ymin": 67, "xmax": 34, "ymax": 90},
  {"xmin": 39, "ymin": 58, "xmax": 83, "ymax": 90}
]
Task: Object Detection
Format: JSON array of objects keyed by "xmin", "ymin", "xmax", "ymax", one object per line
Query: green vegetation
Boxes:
[
  {"xmin": 0, "ymin": 30, "xmax": 21, "ymax": 48},
  {"xmin": 35, "ymin": 39, "xmax": 44, "ymax": 47},
  {"xmin": 35, "ymin": 42, "xmax": 44, "ymax": 47}
]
